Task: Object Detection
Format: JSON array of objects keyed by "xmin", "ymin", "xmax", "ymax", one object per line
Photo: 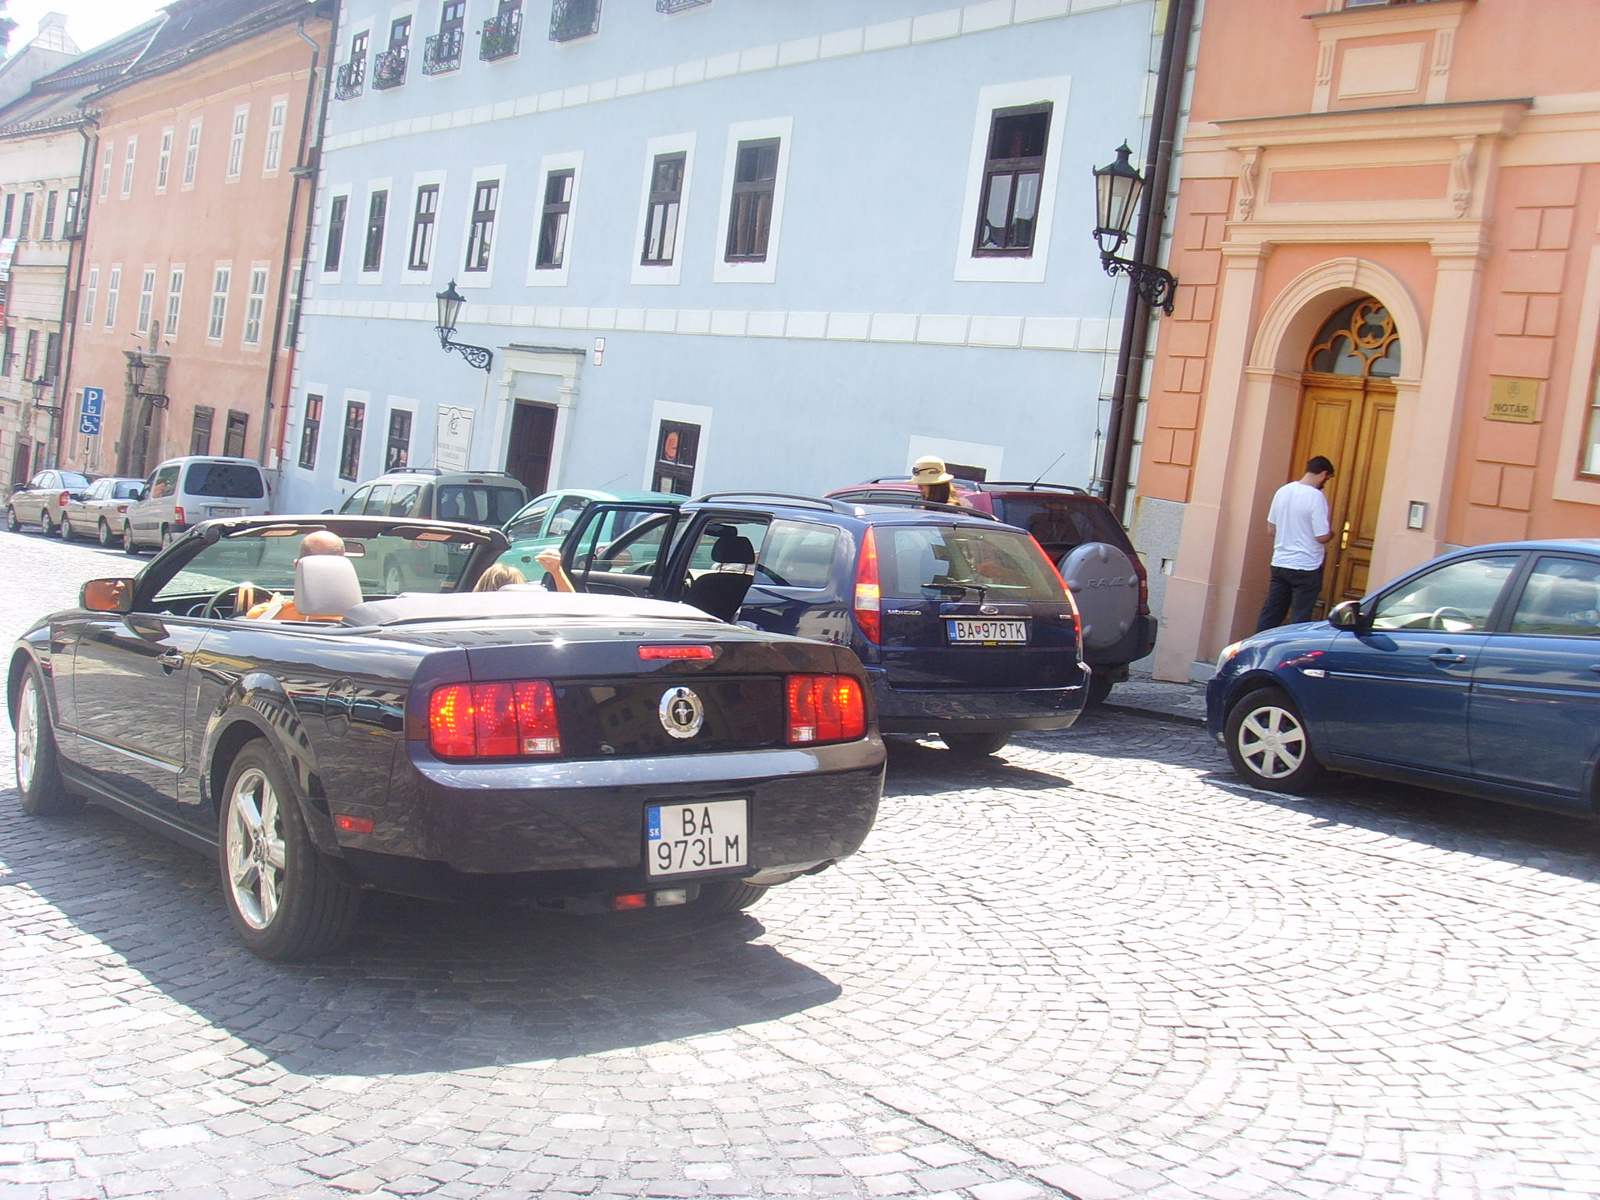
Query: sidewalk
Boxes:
[{"xmin": 1100, "ymin": 673, "xmax": 1209, "ymax": 726}]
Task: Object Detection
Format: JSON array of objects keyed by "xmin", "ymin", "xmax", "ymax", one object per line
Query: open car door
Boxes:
[{"xmin": 559, "ymin": 503, "xmax": 684, "ymax": 598}]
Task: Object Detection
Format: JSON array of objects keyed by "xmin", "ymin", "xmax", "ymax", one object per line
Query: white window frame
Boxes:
[
  {"xmin": 208, "ymin": 263, "xmax": 232, "ymax": 341},
  {"xmin": 263, "ymin": 97, "xmax": 288, "ymax": 175},
  {"xmin": 359, "ymin": 177, "xmax": 393, "ymax": 284},
  {"xmin": 183, "ymin": 119, "xmax": 202, "ymax": 188},
  {"xmin": 404, "ymin": 169, "xmax": 446, "ymax": 284},
  {"xmin": 226, "ymin": 104, "xmax": 249, "ymax": 181},
  {"xmin": 156, "ymin": 128, "xmax": 173, "ymax": 192},
  {"xmin": 104, "ymin": 266, "xmax": 121, "ymax": 328},
  {"xmin": 952, "ymin": 76, "xmax": 1072, "ymax": 285},
  {"xmin": 137, "ymin": 266, "xmax": 156, "ymax": 333},
  {"xmin": 458, "ymin": 163, "xmax": 506, "ymax": 290},
  {"xmin": 83, "ymin": 266, "xmax": 98, "ymax": 326},
  {"xmin": 527, "ymin": 151, "xmax": 582, "ymax": 288},
  {"xmin": 295, "ymin": 382, "xmax": 331, "ymax": 479},
  {"xmin": 630, "ymin": 132, "xmax": 696, "ymax": 287},
  {"xmin": 98, "ymin": 144, "xmax": 113, "ymax": 201},
  {"xmin": 165, "ymin": 267, "xmax": 184, "ymax": 341},
  {"xmin": 120, "ymin": 138, "xmax": 137, "ymax": 198},
  {"xmin": 642, "ymin": 400, "xmax": 713, "ymax": 492},
  {"xmin": 320, "ymin": 185, "xmax": 353, "ymax": 281},
  {"xmin": 243, "ymin": 263, "xmax": 270, "ymax": 346},
  {"xmin": 711, "ymin": 116, "xmax": 793, "ymax": 286}
]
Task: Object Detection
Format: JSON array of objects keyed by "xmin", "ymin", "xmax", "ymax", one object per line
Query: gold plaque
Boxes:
[{"xmin": 1487, "ymin": 377, "xmax": 1540, "ymax": 423}]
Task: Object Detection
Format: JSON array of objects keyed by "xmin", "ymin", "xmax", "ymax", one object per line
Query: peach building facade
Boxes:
[
  {"xmin": 1135, "ymin": 0, "xmax": 1600, "ymax": 680},
  {"xmin": 60, "ymin": 1, "xmax": 327, "ymax": 485}
]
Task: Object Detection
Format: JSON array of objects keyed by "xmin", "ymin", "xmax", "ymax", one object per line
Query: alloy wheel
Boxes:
[
  {"xmin": 225, "ymin": 767, "xmax": 288, "ymax": 930},
  {"xmin": 15, "ymin": 673, "xmax": 39, "ymax": 794},
  {"xmin": 1236, "ymin": 704, "xmax": 1308, "ymax": 780}
]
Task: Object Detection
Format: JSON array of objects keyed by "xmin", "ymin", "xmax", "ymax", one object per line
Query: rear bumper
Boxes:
[
  {"xmin": 867, "ymin": 669, "xmax": 1087, "ymax": 733},
  {"xmin": 1082, "ymin": 613, "xmax": 1157, "ymax": 679},
  {"xmin": 328, "ymin": 737, "xmax": 885, "ymax": 900}
]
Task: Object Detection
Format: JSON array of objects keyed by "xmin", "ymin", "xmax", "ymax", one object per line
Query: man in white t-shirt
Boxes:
[{"xmin": 1255, "ymin": 455, "xmax": 1335, "ymax": 632}]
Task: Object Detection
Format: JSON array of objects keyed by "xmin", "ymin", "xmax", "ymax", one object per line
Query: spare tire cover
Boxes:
[{"xmin": 1059, "ymin": 541, "xmax": 1141, "ymax": 652}]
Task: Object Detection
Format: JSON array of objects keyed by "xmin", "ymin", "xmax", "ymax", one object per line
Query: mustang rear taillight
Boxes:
[
  {"xmin": 639, "ymin": 645, "xmax": 714, "ymax": 660},
  {"xmin": 853, "ymin": 528, "xmax": 882, "ymax": 644},
  {"xmin": 787, "ymin": 675, "xmax": 866, "ymax": 745},
  {"xmin": 428, "ymin": 680, "xmax": 561, "ymax": 758}
]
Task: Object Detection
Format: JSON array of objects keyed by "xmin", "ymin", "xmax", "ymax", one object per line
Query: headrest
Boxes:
[
  {"xmin": 712, "ymin": 533, "xmax": 756, "ymax": 566},
  {"xmin": 294, "ymin": 554, "xmax": 363, "ymax": 618}
]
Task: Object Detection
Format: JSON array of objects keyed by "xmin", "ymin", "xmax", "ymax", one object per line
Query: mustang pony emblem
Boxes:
[{"xmin": 659, "ymin": 686, "xmax": 706, "ymax": 739}]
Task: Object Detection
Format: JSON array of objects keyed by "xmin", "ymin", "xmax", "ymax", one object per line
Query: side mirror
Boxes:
[
  {"xmin": 132, "ymin": 486, "xmax": 147, "ymax": 501},
  {"xmin": 1327, "ymin": 599, "xmax": 1366, "ymax": 632},
  {"xmin": 82, "ymin": 577, "xmax": 134, "ymax": 613}
]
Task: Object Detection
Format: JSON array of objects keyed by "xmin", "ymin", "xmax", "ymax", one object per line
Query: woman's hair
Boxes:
[
  {"xmin": 920, "ymin": 481, "xmax": 955, "ymax": 505},
  {"xmin": 473, "ymin": 563, "xmax": 527, "ymax": 592}
]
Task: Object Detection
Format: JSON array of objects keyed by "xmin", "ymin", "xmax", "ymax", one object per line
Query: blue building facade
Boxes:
[{"xmin": 281, "ymin": 0, "xmax": 1159, "ymax": 512}]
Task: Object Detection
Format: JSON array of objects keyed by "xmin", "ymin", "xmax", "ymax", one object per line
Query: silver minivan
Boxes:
[{"xmin": 123, "ymin": 456, "xmax": 272, "ymax": 553}]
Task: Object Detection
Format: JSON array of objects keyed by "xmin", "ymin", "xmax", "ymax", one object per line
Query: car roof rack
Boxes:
[
  {"xmin": 863, "ymin": 474, "xmax": 988, "ymax": 488},
  {"xmin": 832, "ymin": 493, "xmax": 1001, "ymax": 520},
  {"xmin": 385, "ymin": 467, "xmax": 521, "ymax": 479},
  {"xmin": 976, "ymin": 481, "xmax": 1091, "ymax": 495},
  {"xmin": 693, "ymin": 491, "xmax": 860, "ymax": 515}
]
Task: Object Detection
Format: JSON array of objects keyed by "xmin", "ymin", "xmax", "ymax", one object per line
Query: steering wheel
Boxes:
[
  {"xmin": 201, "ymin": 583, "xmax": 269, "ymax": 619},
  {"xmin": 1428, "ymin": 606, "xmax": 1472, "ymax": 631}
]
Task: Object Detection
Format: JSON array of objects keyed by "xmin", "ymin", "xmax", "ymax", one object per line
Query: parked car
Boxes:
[
  {"xmin": 123, "ymin": 456, "xmax": 272, "ymax": 553},
  {"xmin": 558, "ymin": 492, "xmax": 1090, "ymax": 756},
  {"xmin": 497, "ymin": 488, "xmax": 685, "ymax": 583},
  {"xmin": 1208, "ymin": 540, "xmax": 1600, "ymax": 817},
  {"xmin": 6, "ymin": 468, "xmax": 94, "ymax": 536},
  {"xmin": 827, "ymin": 479, "xmax": 1155, "ymax": 707},
  {"xmin": 61, "ymin": 477, "xmax": 145, "ymax": 545},
  {"xmin": 9, "ymin": 514, "xmax": 884, "ymax": 960}
]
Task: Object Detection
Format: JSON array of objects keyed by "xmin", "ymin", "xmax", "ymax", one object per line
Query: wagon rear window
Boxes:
[
  {"xmin": 184, "ymin": 462, "xmax": 266, "ymax": 499},
  {"xmin": 878, "ymin": 527, "xmax": 1065, "ymax": 601}
]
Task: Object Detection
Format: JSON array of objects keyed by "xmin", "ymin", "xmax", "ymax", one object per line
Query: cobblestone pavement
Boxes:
[{"xmin": 3, "ymin": 528, "xmax": 1600, "ymax": 1200}]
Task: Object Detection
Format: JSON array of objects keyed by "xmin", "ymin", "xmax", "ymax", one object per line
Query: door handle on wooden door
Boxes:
[{"xmin": 1340, "ymin": 521, "xmax": 1350, "ymax": 550}]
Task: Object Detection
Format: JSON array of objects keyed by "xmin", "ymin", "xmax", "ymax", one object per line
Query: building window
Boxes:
[
  {"xmin": 652, "ymin": 420, "xmax": 699, "ymax": 495},
  {"xmin": 424, "ymin": 0, "xmax": 466, "ymax": 74},
  {"xmin": 208, "ymin": 266, "xmax": 230, "ymax": 340},
  {"xmin": 299, "ymin": 393, "xmax": 323, "ymax": 469},
  {"xmin": 535, "ymin": 169, "xmax": 574, "ymax": 270},
  {"xmin": 363, "ymin": 189, "xmax": 388, "ymax": 272},
  {"xmin": 283, "ymin": 261, "xmax": 302, "ymax": 349},
  {"xmin": 104, "ymin": 267, "xmax": 121, "ymax": 328},
  {"xmin": 83, "ymin": 267, "xmax": 98, "ymax": 326},
  {"xmin": 0, "ymin": 192, "xmax": 11, "ymax": 237},
  {"xmin": 324, "ymin": 194, "xmax": 349, "ymax": 272},
  {"xmin": 480, "ymin": 0, "xmax": 522, "ymax": 61},
  {"xmin": 1584, "ymin": 371, "xmax": 1600, "ymax": 477},
  {"xmin": 44, "ymin": 332, "xmax": 59, "ymax": 381},
  {"xmin": 157, "ymin": 128, "xmax": 173, "ymax": 190},
  {"xmin": 0, "ymin": 326, "xmax": 13, "ymax": 376},
  {"xmin": 17, "ymin": 191, "xmax": 32, "ymax": 241},
  {"xmin": 224, "ymin": 411, "xmax": 249, "ymax": 458},
  {"xmin": 226, "ymin": 106, "xmax": 249, "ymax": 179},
  {"xmin": 641, "ymin": 152, "xmax": 685, "ymax": 266},
  {"xmin": 190, "ymin": 406, "xmax": 214, "ymax": 456},
  {"xmin": 972, "ymin": 103, "xmax": 1051, "ymax": 257},
  {"xmin": 408, "ymin": 184, "xmax": 439, "ymax": 270},
  {"xmin": 21, "ymin": 329, "xmax": 37, "ymax": 380},
  {"xmin": 339, "ymin": 401, "xmax": 365, "ymax": 481},
  {"xmin": 41, "ymin": 192, "xmax": 57, "ymax": 241},
  {"xmin": 386, "ymin": 408, "xmax": 412, "ymax": 470},
  {"xmin": 465, "ymin": 180, "xmax": 498, "ymax": 271},
  {"xmin": 165, "ymin": 269, "xmax": 184, "ymax": 340},
  {"xmin": 724, "ymin": 138, "xmax": 778, "ymax": 262},
  {"xmin": 183, "ymin": 120, "xmax": 202, "ymax": 187},
  {"xmin": 243, "ymin": 267, "xmax": 268, "ymax": 344},
  {"xmin": 337, "ymin": 30, "xmax": 369, "ymax": 99},
  {"xmin": 121, "ymin": 138, "xmax": 137, "ymax": 197},
  {"xmin": 62, "ymin": 189, "xmax": 79, "ymax": 237},
  {"xmin": 99, "ymin": 145, "xmax": 112, "ymax": 200},
  {"xmin": 263, "ymin": 100, "xmax": 287, "ymax": 173},
  {"xmin": 137, "ymin": 268, "xmax": 155, "ymax": 332},
  {"xmin": 550, "ymin": 0, "xmax": 601, "ymax": 42}
]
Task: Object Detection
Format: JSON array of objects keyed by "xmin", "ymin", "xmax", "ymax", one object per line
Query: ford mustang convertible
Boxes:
[{"xmin": 8, "ymin": 516, "xmax": 884, "ymax": 960}]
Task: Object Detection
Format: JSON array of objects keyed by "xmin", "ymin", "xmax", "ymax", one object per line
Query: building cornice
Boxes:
[{"xmin": 1214, "ymin": 98, "xmax": 1530, "ymax": 149}]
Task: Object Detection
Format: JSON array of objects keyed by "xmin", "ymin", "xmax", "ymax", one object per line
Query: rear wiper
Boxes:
[{"xmin": 924, "ymin": 579, "xmax": 988, "ymax": 601}]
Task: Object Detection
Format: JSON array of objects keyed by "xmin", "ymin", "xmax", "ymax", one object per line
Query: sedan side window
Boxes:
[
  {"xmin": 506, "ymin": 500, "xmax": 553, "ymax": 540},
  {"xmin": 756, "ymin": 520, "xmax": 841, "ymax": 589},
  {"xmin": 1370, "ymin": 555, "xmax": 1519, "ymax": 633},
  {"xmin": 546, "ymin": 495, "xmax": 588, "ymax": 537},
  {"xmin": 1509, "ymin": 557, "xmax": 1600, "ymax": 638}
]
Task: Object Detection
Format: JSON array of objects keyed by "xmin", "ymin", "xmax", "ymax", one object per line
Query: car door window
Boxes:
[
  {"xmin": 114, "ymin": 481, "xmax": 143, "ymax": 500},
  {"xmin": 569, "ymin": 506, "xmax": 678, "ymax": 593},
  {"xmin": 362, "ymin": 484, "xmax": 392, "ymax": 515},
  {"xmin": 1370, "ymin": 556, "xmax": 1519, "ymax": 633},
  {"xmin": 754, "ymin": 519, "xmax": 840, "ymax": 589},
  {"xmin": 505, "ymin": 500, "xmax": 553, "ymax": 540},
  {"xmin": 1508, "ymin": 557, "xmax": 1600, "ymax": 637},
  {"xmin": 388, "ymin": 483, "xmax": 422, "ymax": 516},
  {"xmin": 150, "ymin": 467, "xmax": 179, "ymax": 499},
  {"xmin": 340, "ymin": 485, "xmax": 371, "ymax": 514},
  {"xmin": 546, "ymin": 496, "xmax": 588, "ymax": 537}
]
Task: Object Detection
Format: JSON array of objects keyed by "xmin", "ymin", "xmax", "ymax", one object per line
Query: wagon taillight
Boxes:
[
  {"xmin": 786, "ymin": 674, "xmax": 866, "ymax": 745},
  {"xmin": 428, "ymin": 680, "xmax": 561, "ymax": 758}
]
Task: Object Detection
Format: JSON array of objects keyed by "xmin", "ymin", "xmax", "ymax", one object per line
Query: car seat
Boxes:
[
  {"xmin": 295, "ymin": 555, "xmax": 364, "ymax": 620},
  {"xmin": 685, "ymin": 532, "xmax": 756, "ymax": 622}
]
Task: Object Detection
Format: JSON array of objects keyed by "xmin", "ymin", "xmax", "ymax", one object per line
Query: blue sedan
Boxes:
[{"xmin": 1207, "ymin": 540, "xmax": 1600, "ymax": 815}]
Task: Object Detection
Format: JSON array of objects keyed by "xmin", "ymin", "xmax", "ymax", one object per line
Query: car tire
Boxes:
[
  {"xmin": 942, "ymin": 731, "xmax": 1011, "ymax": 757},
  {"xmin": 4, "ymin": 506, "xmax": 18, "ymax": 533},
  {"xmin": 384, "ymin": 562, "xmax": 404, "ymax": 596},
  {"xmin": 218, "ymin": 742, "xmax": 361, "ymax": 960},
  {"xmin": 1085, "ymin": 674, "xmax": 1114, "ymax": 709},
  {"xmin": 1059, "ymin": 541, "xmax": 1142, "ymax": 655},
  {"xmin": 13, "ymin": 663, "xmax": 84, "ymax": 817},
  {"xmin": 98, "ymin": 519, "xmax": 114, "ymax": 548},
  {"xmin": 1224, "ymin": 686, "xmax": 1324, "ymax": 793},
  {"xmin": 698, "ymin": 879, "xmax": 768, "ymax": 913},
  {"xmin": 39, "ymin": 510, "xmax": 55, "ymax": 538},
  {"xmin": 60, "ymin": 514, "xmax": 75, "ymax": 541},
  {"xmin": 160, "ymin": 525, "xmax": 173, "ymax": 549},
  {"xmin": 123, "ymin": 523, "xmax": 141, "ymax": 555}
]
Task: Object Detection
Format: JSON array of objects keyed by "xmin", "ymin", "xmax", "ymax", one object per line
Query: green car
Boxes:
[{"xmin": 496, "ymin": 488, "xmax": 685, "ymax": 583}]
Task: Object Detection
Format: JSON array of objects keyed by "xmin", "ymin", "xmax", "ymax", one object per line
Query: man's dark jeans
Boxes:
[{"xmin": 1256, "ymin": 565, "xmax": 1324, "ymax": 632}]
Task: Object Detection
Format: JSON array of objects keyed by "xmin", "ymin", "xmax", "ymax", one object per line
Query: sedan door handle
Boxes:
[
  {"xmin": 1429, "ymin": 651, "xmax": 1467, "ymax": 665},
  {"xmin": 158, "ymin": 650, "xmax": 186, "ymax": 672},
  {"xmin": 1590, "ymin": 664, "xmax": 1600, "ymax": 676}
]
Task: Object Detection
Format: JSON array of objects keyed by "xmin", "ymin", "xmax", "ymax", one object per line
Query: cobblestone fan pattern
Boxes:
[{"xmin": 3, "ymin": 530, "xmax": 1600, "ymax": 1200}]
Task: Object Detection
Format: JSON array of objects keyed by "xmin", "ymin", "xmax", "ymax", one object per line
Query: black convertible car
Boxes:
[{"xmin": 8, "ymin": 516, "xmax": 884, "ymax": 960}]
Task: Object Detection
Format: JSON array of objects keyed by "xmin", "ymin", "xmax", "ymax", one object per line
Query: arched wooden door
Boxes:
[{"xmin": 1291, "ymin": 298, "xmax": 1402, "ymax": 618}]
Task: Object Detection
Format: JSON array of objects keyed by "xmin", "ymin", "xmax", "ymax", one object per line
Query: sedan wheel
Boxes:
[
  {"xmin": 1224, "ymin": 686, "xmax": 1324, "ymax": 793},
  {"xmin": 14, "ymin": 664, "xmax": 83, "ymax": 817},
  {"xmin": 4, "ymin": 506, "xmax": 18, "ymax": 533},
  {"xmin": 39, "ymin": 510, "xmax": 55, "ymax": 537},
  {"xmin": 384, "ymin": 563, "xmax": 404, "ymax": 596},
  {"xmin": 697, "ymin": 879, "xmax": 769, "ymax": 913},
  {"xmin": 60, "ymin": 515, "xmax": 74, "ymax": 540},
  {"xmin": 942, "ymin": 731, "xmax": 1011, "ymax": 757},
  {"xmin": 219, "ymin": 743, "xmax": 360, "ymax": 960},
  {"xmin": 98, "ymin": 519, "xmax": 114, "ymax": 548}
]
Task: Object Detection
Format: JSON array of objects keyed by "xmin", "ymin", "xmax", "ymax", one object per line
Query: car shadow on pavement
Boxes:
[
  {"xmin": 880, "ymin": 736, "xmax": 1074, "ymax": 795},
  {"xmin": 0, "ymin": 798, "xmax": 842, "ymax": 1077}
]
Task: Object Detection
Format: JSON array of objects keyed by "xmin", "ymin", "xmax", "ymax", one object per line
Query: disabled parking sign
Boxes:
[{"xmin": 79, "ymin": 387, "xmax": 103, "ymax": 436}]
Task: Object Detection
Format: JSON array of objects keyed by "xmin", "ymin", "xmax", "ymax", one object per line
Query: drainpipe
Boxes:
[
  {"xmin": 1100, "ymin": 0, "xmax": 1196, "ymax": 517},
  {"xmin": 259, "ymin": 2, "xmax": 339, "ymax": 469},
  {"xmin": 54, "ymin": 116, "xmax": 99, "ymax": 472}
]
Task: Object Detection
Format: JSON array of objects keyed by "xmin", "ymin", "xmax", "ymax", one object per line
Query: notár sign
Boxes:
[{"xmin": 1487, "ymin": 377, "xmax": 1540, "ymax": 424}]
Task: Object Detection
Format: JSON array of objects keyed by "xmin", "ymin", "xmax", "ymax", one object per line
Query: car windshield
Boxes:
[
  {"xmin": 878, "ymin": 526, "xmax": 1065, "ymax": 601},
  {"xmin": 184, "ymin": 462, "xmax": 265, "ymax": 499},
  {"xmin": 436, "ymin": 485, "xmax": 524, "ymax": 525},
  {"xmin": 988, "ymin": 496, "xmax": 1123, "ymax": 549},
  {"xmin": 152, "ymin": 527, "xmax": 481, "ymax": 604}
]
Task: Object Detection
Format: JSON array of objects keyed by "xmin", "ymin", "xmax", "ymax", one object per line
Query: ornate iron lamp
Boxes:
[
  {"xmin": 434, "ymin": 280, "xmax": 493, "ymax": 372},
  {"xmin": 127, "ymin": 351, "xmax": 168, "ymax": 407},
  {"xmin": 1092, "ymin": 142, "xmax": 1177, "ymax": 315}
]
